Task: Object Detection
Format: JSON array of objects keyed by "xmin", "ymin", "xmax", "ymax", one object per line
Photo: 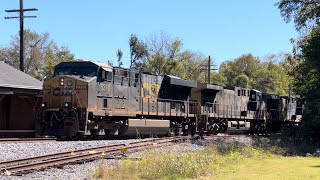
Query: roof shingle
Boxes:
[{"xmin": 0, "ymin": 61, "xmax": 43, "ymax": 90}]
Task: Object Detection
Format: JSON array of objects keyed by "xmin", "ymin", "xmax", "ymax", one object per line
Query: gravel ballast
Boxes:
[{"xmin": 0, "ymin": 135, "xmax": 255, "ymax": 180}]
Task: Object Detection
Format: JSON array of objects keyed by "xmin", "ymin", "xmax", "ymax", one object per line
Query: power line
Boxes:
[{"xmin": 5, "ymin": 0, "xmax": 38, "ymax": 72}]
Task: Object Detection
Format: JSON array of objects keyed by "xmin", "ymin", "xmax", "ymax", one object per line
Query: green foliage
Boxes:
[
  {"xmin": 128, "ymin": 32, "xmax": 291, "ymax": 89},
  {"xmin": 0, "ymin": 29, "xmax": 74, "ymax": 80},
  {"xmin": 254, "ymin": 61, "xmax": 291, "ymax": 95},
  {"xmin": 43, "ymin": 47, "xmax": 74, "ymax": 80},
  {"xmin": 130, "ymin": 31, "xmax": 208, "ymax": 82},
  {"xmin": 220, "ymin": 54, "xmax": 260, "ymax": 87},
  {"xmin": 177, "ymin": 51, "xmax": 207, "ymax": 82},
  {"xmin": 234, "ymin": 74, "xmax": 249, "ymax": 88},
  {"xmin": 276, "ymin": 0, "xmax": 320, "ymax": 32},
  {"xmin": 116, "ymin": 48, "xmax": 123, "ymax": 67},
  {"xmin": 277, "ymin": 0, "xmax": 320, "ymax": 144},
  {"xmin": 291, "ymin": 25, "xmax": 320, "ymax": 142},
  {"xmin": 211, "ymin": 72, "xmax": 227, "ymax": 86},
  {"xmin": 219, "ymin": 53, "xmax": 291, "ymax": 95},
  {"xmin": 146, "ymin": 36, "xmax": 182, "ymax": 76},
  {"xmin": 0, "ymin": 29, "xmax": 55, "ymax": 79},
  {"xmin": 129, "ymin": 34, "xmax": 148, "ymax": 70}
]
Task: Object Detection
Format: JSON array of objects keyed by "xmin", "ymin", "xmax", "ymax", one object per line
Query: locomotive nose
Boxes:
[
  {"xmin": 63, "ymin": 79, "xmax": 74, "ymax": 108},
  {"xmin": 53, "ymin": 77, "xmax": 75, "ymax": 108}
]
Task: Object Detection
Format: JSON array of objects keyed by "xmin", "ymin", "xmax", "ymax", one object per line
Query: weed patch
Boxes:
[{"xmin": 92, "ymin": 143, "xmax": 272, "ymax": 180}]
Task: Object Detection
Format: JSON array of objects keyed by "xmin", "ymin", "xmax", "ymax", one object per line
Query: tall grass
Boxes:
[
  {"xmin": 92, "ymin": 160, "xmax": 140, "ymax": 180},
  {"xmin": 92, "ymin": 143, "xmax": 274, "ymax": 180}
]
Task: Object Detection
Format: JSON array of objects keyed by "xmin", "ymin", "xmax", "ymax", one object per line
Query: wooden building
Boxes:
[{"xmin": 0, "ymin": 61, "xmax": 42, "ymax": 137}]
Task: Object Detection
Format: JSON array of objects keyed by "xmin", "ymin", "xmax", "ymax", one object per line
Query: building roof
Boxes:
[{"xmin": 0, "ymin": 61, "xmax": 42, "ymax": 90}]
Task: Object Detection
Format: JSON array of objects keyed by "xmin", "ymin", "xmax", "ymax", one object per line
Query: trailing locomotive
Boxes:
[{"xmin": 37, "ymin": 61, "xmax": 302, "ymax": 137}]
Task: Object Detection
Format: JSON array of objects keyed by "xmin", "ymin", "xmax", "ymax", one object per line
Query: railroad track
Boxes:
[
  {"xmin": 0, "ymin": 138, "xmax": 57, "ymax": 144},
  {"xmin": 0, "ymin": 137, "xmax": 187, "ymax": 176}
]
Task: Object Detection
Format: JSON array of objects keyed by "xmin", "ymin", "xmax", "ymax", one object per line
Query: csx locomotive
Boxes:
[{"xmin": 37, "ymin": 61, "xmax": 302, "ymax": 137}]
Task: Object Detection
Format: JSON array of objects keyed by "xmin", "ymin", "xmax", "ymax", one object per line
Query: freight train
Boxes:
[{"xmin": 36, "ymin": 61, "xmax": 302, "ymax": 138}]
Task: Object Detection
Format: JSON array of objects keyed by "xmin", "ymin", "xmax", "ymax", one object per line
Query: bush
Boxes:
[{"xmin": 256, "ymin": 126, "xmax": 316, "ymax": 156}]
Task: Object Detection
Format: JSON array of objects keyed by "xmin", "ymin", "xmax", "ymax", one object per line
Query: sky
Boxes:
[{"xmin": 0, "ymin": 0, "xmax": 298, "ymax": 68}]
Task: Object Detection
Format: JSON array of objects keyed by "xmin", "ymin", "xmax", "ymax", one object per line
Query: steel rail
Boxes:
[
  {"xmin": 0, "ymin": 137, "xmax": 185, "ymax": 175},
  {"xmin": 0, "ymin": 138, "xmax": 57, "ymax": 144}
]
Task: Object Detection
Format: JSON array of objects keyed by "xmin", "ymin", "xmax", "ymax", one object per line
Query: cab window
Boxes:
[{"xmin": 99, "ymin": 69, "xmax": 112, "ymax": 82}]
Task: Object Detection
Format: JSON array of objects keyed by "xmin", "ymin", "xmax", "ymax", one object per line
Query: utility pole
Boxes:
[
  {"xmin": 207, "ymin": 56, "xmax": 211, "ymax": 84},
  {"xmin": 201, "ymin": 56, "xmax": 218, "ymax": 84},
  {"xmin": 5, "ymin": 0, "xmax": 38, "ymax": 72}
]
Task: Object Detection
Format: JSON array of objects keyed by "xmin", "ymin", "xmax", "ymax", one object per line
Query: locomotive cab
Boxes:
[{"xmin": 39, "ymin": 61, "xmax": 112, "ymax": 137}]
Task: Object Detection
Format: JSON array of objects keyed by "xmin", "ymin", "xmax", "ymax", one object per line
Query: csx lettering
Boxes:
[{"xmin": 53, "ymin": 87, "xmax": 72, "ymax": 96}]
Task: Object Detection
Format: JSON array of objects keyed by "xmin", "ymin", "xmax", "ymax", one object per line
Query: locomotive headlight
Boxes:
[
  {"xmin": 60, "ymin": 78, "xmax": 64, "ymax": 86},
  {"xmin": 64, "ymin": 102, "xmax": 70, "ymax": 108},
  {"xmin": 41, "ymin": 103, "xmax": 46, "ymax": 108}
]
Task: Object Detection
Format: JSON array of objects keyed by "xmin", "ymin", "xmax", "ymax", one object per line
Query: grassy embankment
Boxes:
[{"xmin": 92, "ymin": 140, "xmax": 320, "ymax": 180}]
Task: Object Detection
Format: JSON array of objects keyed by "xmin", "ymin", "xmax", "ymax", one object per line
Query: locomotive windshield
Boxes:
[{"xmin": 54, "ymin": 65, "xmax": 98, "ymax": 77}]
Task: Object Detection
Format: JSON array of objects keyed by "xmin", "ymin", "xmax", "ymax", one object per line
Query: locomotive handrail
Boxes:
[
  {"xmin": 203, "ymin": 102, "xmax": 247, "ymax": 114},
  {"xmin": 136, "ymin": 96, "xmax": 198, "ymax": 117},
  {"xmin": 202, "ymin": 101, "xmax": 269, "ymax": 120}
]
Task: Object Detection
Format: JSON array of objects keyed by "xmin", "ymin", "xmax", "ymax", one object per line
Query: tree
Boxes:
[
  {"xmin": 129, "ymin": 34, "xmax": 148, "ymax": 70},
  {"xmin": 211, "ymin": 72, "xmax": 227, "ymax": 86},
  {"xmin": 218, "ymin": 53, "xmax": 291, "ymax": 95},
  {"xmin": 145, "ymin": 32, "xmax": 182, "ymax": 75},
  {"xmin": 277, "ymin": 0, "xmax": 320, "ymax": 141},
  {"xmin": 3, "ymin": 30, "xmax": 57, "ymax": 79},
  {"xmin": 293, "ymin": 25, "xmax": 320, "ymax": 141},
  {"xmin": 0, "ymin": 29, "xmax": 74, "ymax": 80},
  {"xmin": 293, "ymin": 25, "xmax": 320, "ymax": 96},
  {"xmin": 107, "ymin": 60, "xmax": 113, "ymax": 66},
  {"xmin": 0, "ymin": 47, "xmax": 16, "ymax": 65},
  {"xmin": 178, "ymin": 51, "xmax": 207, "ymax": 82},
  {"xmin": 43, "ymin": 47, "xmax": 74, "ymax": 80},
  {"xmin": 116, "ymin": 49, "xmax": 123, "ymax": 67},
  {"xmin": 144, "ymin": 31, "xmax": 207, "ymax": 82},
  {"xmin": 234, "ymin": 74, "xmax": 249, "ymax": 88},
  {"xmin": 276, "ymin": 0, "xmax": 320, "ymax": 32},
  {"xmin": 219, "ymin": 54, "xmax": 262, "ymax": 87}
]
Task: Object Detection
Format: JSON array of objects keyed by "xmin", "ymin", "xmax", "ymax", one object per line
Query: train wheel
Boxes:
[
  {"xmin": 220, "ymin": 124, "xmax": 227, "ymax": 133},
  {"xmin": 104, "ymin": 129, "xmax": 111, "ymax": 137},
  {"xmin": 182, "ymin": 129, "xmax": 189, "ymax": 136},
  {"xmin": 253, "ymin": 124, "xmax": 261, "ymax": 135},
  {"xmin": 220, "ymin": 119, "xmax": 228, "ymax": 133},
  {"xmin": 190, "ymin": 124, "xmax": 196, "ymax": 137},
  {"xmin": 212, "ymin": 124, "xmax": 219, "ymax": 135},
  {"xmin": 90, "ymin": 129, "xmax": 98, "ymax": 137}
]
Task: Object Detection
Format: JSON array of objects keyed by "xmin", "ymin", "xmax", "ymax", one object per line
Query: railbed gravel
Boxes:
[{"xmin": 0, "ymin": 135, "xmax": 256, "ymax": 180}]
